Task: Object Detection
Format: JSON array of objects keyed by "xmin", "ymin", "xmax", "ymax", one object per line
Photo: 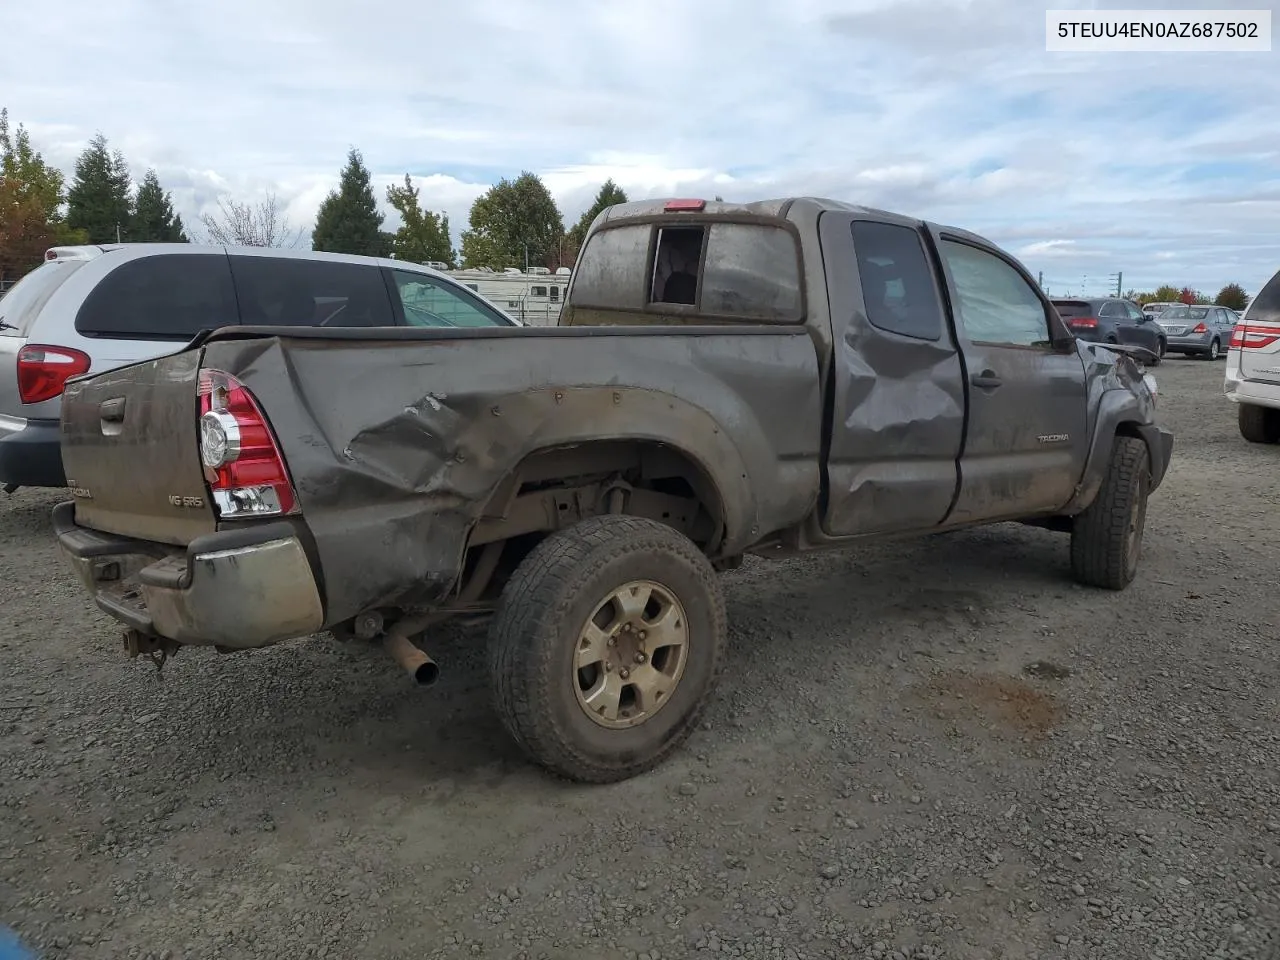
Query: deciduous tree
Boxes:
[
  {"xmin": 460, "ymin": 172, "xmax": 564, "ymax": 270},
  {"xmin": 312, "ymin": 148, "xmax": 385, "ymax": 256},
  {"xmin": 66, "ymin": 133, "xmax": 132, "ymax": 244},
  {"xmin": 0, "ymin": 109, "xmax": 83, "ymax": 281},
  {"xmin": 199, "ymin": 193, "xmax": 302, "ymax": 248},
  {"xmin": 1215, "ymin": 283, "xmax": 1249, "ymax": 311},
  {"xmin": 386, "ymin": 174, "xmax": 454, "ymax": 267}
]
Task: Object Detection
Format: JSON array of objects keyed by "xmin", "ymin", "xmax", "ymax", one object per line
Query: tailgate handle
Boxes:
[{"xmin": 99, "ymin": 398, "xmax": 126, "ymax": 423}]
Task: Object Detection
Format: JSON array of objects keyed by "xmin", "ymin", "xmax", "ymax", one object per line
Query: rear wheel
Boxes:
[
  {"xmin": 1070, "ymin": 436, "xmax": 1150, "ymax": 591},
  {"xmin": 1203, "ymin": 338, "xmax": 1221, "ymax": 361},
  {"xmin": 1238, "ymin": 403, "xmax": 1280, "ymax": 444},
  {"xmin": 488, "ymin": 515, "xmax": 726, "ymax": 783}
]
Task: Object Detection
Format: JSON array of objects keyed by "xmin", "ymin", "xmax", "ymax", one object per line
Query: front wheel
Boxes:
[
  {"xmin": 1070, "ymin": 436, "xmax": 1151, "ymax": 590},
  {"xmin": 488, "ymin": 515, "xmax": 727, "ymax": 783}
]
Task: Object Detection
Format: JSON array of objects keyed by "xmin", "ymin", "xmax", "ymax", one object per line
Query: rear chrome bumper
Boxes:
[{"xmin": 52, "ymin": 501, "xmax": 324, "ymax": 649}]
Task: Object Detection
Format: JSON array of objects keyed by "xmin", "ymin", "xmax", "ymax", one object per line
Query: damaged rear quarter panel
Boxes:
[{"xmin": 200, "ymin": 327, "xmax": 822, "ymax": 623}]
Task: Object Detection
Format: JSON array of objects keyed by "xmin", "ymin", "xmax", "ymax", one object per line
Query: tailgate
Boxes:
[{"xmin": 60, "ymin": 348, "xmax": 217, "ymax": 544}]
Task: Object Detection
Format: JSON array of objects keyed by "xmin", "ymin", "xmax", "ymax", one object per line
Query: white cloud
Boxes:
[{"xmin": 2, "ymin": 0, "xmax": 1278, "ymax": 294}]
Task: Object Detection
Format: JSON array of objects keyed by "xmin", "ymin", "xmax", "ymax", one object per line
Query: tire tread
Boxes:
[{"xmin": 1070, "ymin": 436, "xmax": 1149, "ymax": 590}]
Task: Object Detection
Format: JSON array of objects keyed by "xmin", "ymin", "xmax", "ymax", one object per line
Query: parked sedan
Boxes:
[
  {"xmin": 1157, "ymin": 304, "xmax": 1236, "ymax": 360},
  {"xmin": 1052, "ymin": 297, "xmax": 1166, "ymax": 361}
]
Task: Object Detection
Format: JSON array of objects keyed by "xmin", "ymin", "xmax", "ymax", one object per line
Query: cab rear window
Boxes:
[{"xmin": 568, "ymin": 220, "xmax": 803, "ymax": 323}]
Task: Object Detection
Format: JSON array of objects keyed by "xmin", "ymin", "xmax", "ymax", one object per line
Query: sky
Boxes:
[{"xmin": 2, "ymin": 0, "xmax": 1278, "ymax": 297}]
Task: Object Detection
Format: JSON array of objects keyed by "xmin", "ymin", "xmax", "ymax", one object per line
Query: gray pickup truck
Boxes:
[{"xmin": 53, "ymin": 197, "xmax": 1173, "ymax": 783}]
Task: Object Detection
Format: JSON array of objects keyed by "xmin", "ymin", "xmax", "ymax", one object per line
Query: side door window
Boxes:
[
  {"xmin": 75, "ymin": 253, "xmax": 238, "ymax": 340},
  {"xmin": 388, "ymin": 270, "xmax": 512, "ymax": 327},
  {"xmin": 937, "ymin": 240, "xmax": 1051, "ymax": 347},
  {"xmin": 228, "ymin": 256, "xmax": 394, "ymax": 328},
  {"xmin": 1099, "ymin": 301, "xmax": 1124, "ymax": 326}
]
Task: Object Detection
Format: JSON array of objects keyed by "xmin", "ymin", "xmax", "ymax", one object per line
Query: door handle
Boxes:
[
  {"xmin": 970, "ymin": 371, "xmax": 1002, "ymax": 389},
  {"xmin": 99, "ymin": 398, "xmax": 126, "ymax": 422}
]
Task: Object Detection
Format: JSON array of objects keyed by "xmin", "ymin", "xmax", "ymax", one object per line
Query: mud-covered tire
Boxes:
[
  {"xmin": 1238, "ymin": 403, "xmax": 1280, "ymax": 444},
  {"xmin": 1070, "ymin": 436, "xmax": 1151, "ymax": 590},
  {"xmin": 488, "ymin": 515, "xmax": 726, "ymax": 783}
]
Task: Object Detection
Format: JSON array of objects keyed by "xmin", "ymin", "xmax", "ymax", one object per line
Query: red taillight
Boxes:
[
  {"xmin": 1230, "ymin": 323, "xmax": 1280, "ymax": 350},
  {"xmin": 1068, "ymin": 317, "xmax": 1098, "ymax": 330},
  {"xmin": 664, "ymin": 198, "xmax": 706, "ymax": 212},
  {"xmin": 1191, "ymin": 322, "xmax": 1208, "ymax": 334},
  {"xmin": 196, "ymin": 369, "xmax": 297, "ymax": 518},
  {"xmin": 16, "ymin": 344, "xmax": 91, "ymax": 404}
]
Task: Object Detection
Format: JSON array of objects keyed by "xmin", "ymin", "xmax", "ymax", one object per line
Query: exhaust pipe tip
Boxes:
[{"xmin": 382, "ymin": 630, "xmax": 440, "ymax": 687}]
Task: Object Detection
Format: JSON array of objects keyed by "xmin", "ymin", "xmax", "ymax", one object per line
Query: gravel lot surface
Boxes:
[{"xmin": 1, "ymin": 357, "xmax": 1277, "ymax": 960}]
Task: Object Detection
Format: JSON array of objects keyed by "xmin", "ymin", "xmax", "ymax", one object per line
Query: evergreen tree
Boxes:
[
  {"xmin": 311, "ymin": 148, "xmax": 384, "ymax": 255},
  {"xmin": 565, "ymin": 179, "xmax": 627, "ymax": 260},
  {"xmin": 130, "ymin": 169, "xmax": 187, "ymax": 242},
  {"xmin": 66, "ymin": 133, "xmax": 132, "ymax": 244}
]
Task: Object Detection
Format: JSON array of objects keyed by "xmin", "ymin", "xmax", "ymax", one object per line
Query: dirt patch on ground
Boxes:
[{"xmin": 916, "ymin": 671, "xmax": 1064, "ymax": 738}]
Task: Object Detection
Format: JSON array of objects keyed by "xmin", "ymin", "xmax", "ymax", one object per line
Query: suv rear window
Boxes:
[
  {"xmin": 76, "ymin": 253, "xmax": 238, "ymax": 340},
  {"xmin": 0, "ymin": 260, "xmax": 86, "ymax": 336},
  {"xmin": 1051, "ymin": 300, "xmax": 1094, "ymax": 319},
  {"xmin": 569, "ymin": 220, "xmax": 803, "ymax": 323},
  {"xmin": 1245, "ymin": 269, "xmax": 1280, "ymax": 326}
]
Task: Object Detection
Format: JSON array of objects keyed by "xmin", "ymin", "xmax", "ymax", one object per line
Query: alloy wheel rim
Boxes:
[{"xmin": 572, "ymin": 579, "xmax": 690, "ymax": 729}]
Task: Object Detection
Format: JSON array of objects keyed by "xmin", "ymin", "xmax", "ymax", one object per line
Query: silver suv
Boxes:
[{"xmin": 0, "ymin": 244, "xmax": 516, "ymax": 492}]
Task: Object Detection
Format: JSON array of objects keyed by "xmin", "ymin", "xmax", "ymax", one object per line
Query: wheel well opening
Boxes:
[{"xmin": 457, "ymin": 441, "xmax": 728, "ymax": 604}]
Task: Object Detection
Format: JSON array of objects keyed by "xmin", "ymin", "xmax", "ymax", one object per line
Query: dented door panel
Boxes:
[{"xmin": 817, "ymin": 211, "xmax": 966, "ymax": 537}]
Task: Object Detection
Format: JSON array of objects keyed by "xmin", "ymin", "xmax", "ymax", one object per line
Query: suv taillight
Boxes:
[
  {"xmin": 16, "ymin": 344, "xmax": 91, "ymax": 404},
  {"xmin": 197, "ymin": 369, "xmax": 298, "ymax": 518},
  {"xmin": 1068, "ymin": 317, "xmax": 1098, "ymax": 330},
  {"xmin": 1230, "ymin": 323, "xmax": 1280, "ymax": 350}
]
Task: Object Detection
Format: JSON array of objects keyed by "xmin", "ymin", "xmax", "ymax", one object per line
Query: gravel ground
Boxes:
[{"xmin": 1, "ymin": 357, "xmax": 1278, "ymax": 960}]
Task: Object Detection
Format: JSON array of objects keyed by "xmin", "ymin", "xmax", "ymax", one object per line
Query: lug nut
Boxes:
[
  {"xmin": 620, "ymin": 668, "xmax": 631, "ymax": 679},
  {"xmin": 638, "ymin": 630, "xmax": 647, "ymax": 640},
  {"xmin": 604, "ymin": 662, "xmax": 613, "ymax": 672},
  {"xmin": 635, "ymin": 653, "xmax": 646, "ymax": 663},
  {"xmin": 608, "ymin": 637, "xmax": 616, "ymax": 646}
]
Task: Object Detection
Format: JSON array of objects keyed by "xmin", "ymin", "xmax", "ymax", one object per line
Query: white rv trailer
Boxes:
[{"xmin": 431, "ymin": 264, "xmax": 571, "ymax": 327}]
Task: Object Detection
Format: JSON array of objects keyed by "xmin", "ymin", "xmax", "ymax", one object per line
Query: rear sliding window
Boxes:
[
  {"xmin": 851, "ymin": 221, "xmax": 944, "ymax": 341},
  {"xmin": 76, "ymin": 254, "xmax": 238, "ymax": 340},
  {"xmin": 0, "ymin": 260, "xmax": 86, "ymax": 336},
  {"xmin": 229, "ymin": 256, "xmax": 394, "ymax": 327},
  {"xmin": 570, "ymin": 220, "xmax": 803, "ymax": 322}
]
